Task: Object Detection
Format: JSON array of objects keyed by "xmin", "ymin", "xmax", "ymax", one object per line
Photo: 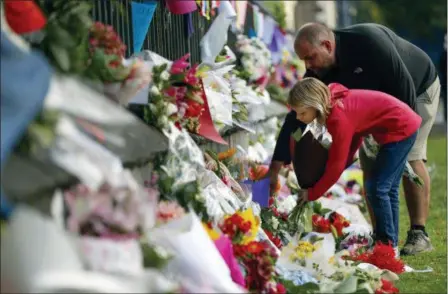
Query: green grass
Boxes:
[{"xmin": 396, "ymin": 137, "xmax": 447, "ymax": 294}]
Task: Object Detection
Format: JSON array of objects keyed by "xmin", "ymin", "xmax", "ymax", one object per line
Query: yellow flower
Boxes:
[
  {"xmin": 202, "ymin": 222, "xmax": 221, "ymax": 241},
  {"xmin": 236, "ymin": 207, "xmax": 260, "ymax": 245}
]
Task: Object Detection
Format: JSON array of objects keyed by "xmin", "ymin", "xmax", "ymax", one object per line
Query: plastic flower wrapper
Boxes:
[
  {"xmin": 318, "ymin": 262, "xmax": 399, "ymax": 294},
  {"xmin": 198, "ymin": 169, "xmax": 243, "ymax": 220},
  {"xmin": 278, "ymin": 232, "xmax": 336, "ymax": 277},
  {"xmin": 339, "ymin": 231, "xmax": 374, "ymax": 253},
  {"xmin": 158, "ymin": 123, "xmax": 205, "ymax": 189},
  {"xmin": 204, "ymin": 150, "xmax": 249, "ymax": 203},
  {"xmin": 64, "ymin": 172, "xmax": 155, "ymax": 238},
  {"xmin": 202, "ymin": 65, "xmax": 234, "ymax": 127},
  {"xmin": 146, "ymin": 212, "xmax": 245, "ymax": 293},
  {"xmin": 228, "ymin": 73, "xmax": 264, "ymax": 105},
  {"xmin": 211, "ymin": 46, "xmax": 237, "ymax": 69},
  {"xmin": 362, "ymin": 134, "xmax": 422, "ymax": 186},
  {"xmin": 103, "ymin": 58, "xmax": 153, "ymax": 105}
]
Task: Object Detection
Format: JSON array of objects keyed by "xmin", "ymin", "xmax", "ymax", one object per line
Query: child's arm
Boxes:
[
  {"xmin": 308, "ymin": 113, "xmax": 355, "ymax": 201},
  {"xmin": 345, "ymin": 135, "xmax": 363, "ymax": 167}
]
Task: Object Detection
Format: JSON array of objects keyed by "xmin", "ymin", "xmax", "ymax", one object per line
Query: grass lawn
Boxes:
[{"xmin": 396, "ymin": 136, "xmax": 447, "ymax": 293}]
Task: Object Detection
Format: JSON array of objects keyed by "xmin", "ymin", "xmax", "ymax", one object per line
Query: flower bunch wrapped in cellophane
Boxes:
[
  {"xmin": 149, "ymin": 123, "xmax": 209, "ymax": 221},
  {"xmin": 143, "ymin": 53, "xmax": 208, "ymax": 133},
  {"xmin": 204, "ymin": 148, "xmax": 248, "ymax": 203},
  {"xmin": 318, "ymin": 261, "xmax": 400, "ymax": 294},
  {"xmin": 234, "ymin": 35, "xmax": 273, "ymax": 88},
  {"xmin": 278, "ymin": 232, "xmax": 337, "ymax": 277}
]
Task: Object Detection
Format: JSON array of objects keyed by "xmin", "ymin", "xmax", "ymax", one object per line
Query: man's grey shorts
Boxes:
[{"xmin": 360, "ymin": 76, "xmax": 441, "ymax": 169}]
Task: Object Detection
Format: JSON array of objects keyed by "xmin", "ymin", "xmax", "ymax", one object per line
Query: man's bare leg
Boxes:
[{"xmin": 400, "ymin": 159, "xmax": 433, "ymax": 255}]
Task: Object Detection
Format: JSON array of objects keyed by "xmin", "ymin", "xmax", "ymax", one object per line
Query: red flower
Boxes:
[
  {"xmin": 312, "ymin": 214, "xmax": 331, "ymax": 233},
  {"xmin": 233, "ymin": 244, "xmax": 246, "ymax": 258},
  {"xmin": 331, "ymin": 217, "xmax": 350, "ymax": 237},
  {"xmin": 257, "ymin": 258, "xmax": 274, "ymax": 280},
  {"xmin": 276, "ymin": 283, "xmax": 287, "ymax": 294},
  {"xmin": 268, "ymin": 197, "xmax": 274, "ymax": 207},
  {"xmin": 184, "ymin": 100, "xmax": 203, "ymax": 118},
  {"xmin": 375, "ymin": 279, "xmax": 399, "ymax": 294},
  {"xmin": 265, "ymin": 230, "xmax": 283, "ymax": 249},
  {"xmin": 185, "ymin": 64, "xmax": 200, "ymax": 85},
  {"xmin": 350, "ymin": 243, "xmax": 405, "ymax": 274},
  {"xmin": 246, "ymin": 241, "xmax": 265, "ymax": 255}
]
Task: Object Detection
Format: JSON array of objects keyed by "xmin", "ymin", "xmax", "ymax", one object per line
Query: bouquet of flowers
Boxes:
[
  {"xmin": 218, "ymin": 209, "xmax": 285, "ymax": 293},
  {"xmin": 204, "ymin": 149, "xmax": 248, "ymax": 202},
  {"xmin": 219, "ymin": 208, "xmax": 259, "ymax": 245},
  {"xmin": 85, "ymin": 21, "xmax": 130, "ymax": 83},
  {"xmin": 234, "ymin": 35, "xmax": 273, "ymax": 88},
  {"xmin": 143, "ymin": 54, "xmax": 206, "ymax": 133},
  {"xmin": 320, "ymin": 264, "xmax": 399, "ymax": 294},
  {"xmin": 38, "ymin": 1, "xmax": 132, "ymax": 84},
  {"xmin": 234, "ymin": 240, "xmax": 286, "ymax": 294}
]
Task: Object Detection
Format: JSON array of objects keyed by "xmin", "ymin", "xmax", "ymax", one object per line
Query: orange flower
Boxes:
[
  {"xmin": 249, "ymin": 165, "xmax": 269, "ymax": 181},
  {"xmin": 218, "ymin": 148, "xmax": 237, "ymax": 160}
]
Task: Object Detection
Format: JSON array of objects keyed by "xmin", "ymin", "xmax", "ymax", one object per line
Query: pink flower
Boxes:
[
  {"xmin": 170, "ymin": 54, "xmax": 190, "ymax": 74},
  {"xmin": 185, "ymin": 64, "xmax": 199, "ymax": 85},
  {"xmin": 157, "ymin": 201, "xmax": 185, "ymax": 224}
]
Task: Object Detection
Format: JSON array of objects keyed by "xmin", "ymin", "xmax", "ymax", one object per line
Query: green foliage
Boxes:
[
  {"xmin": 16, "ymin": 110, "xmax": 60, "ymax": 156},
  {"xmin": 263, "ymin": 1, "xmax": 287, "ymax": 31},
  {"xmin": 354, "ymin": 0, "xmax": 447, "ymax": 38}
]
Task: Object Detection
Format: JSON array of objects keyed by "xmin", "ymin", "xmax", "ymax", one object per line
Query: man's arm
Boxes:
[{"xmin": 269, "ymin": 111, "xmax": 306, "ymax": 189}]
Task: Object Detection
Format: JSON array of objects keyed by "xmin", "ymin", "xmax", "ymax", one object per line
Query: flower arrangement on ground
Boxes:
[
  {"xmin": 234, "ymin": 35, "xmax": 273, "ymax": 88},
  {"xmin": 144, "ymin": 54, "xmax": 206, "ymax": 133}
]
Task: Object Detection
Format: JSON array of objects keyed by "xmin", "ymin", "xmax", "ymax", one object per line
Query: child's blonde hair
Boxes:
[{"xmin": 288, "ymin": 77, "xmax": 331, "ymax": 124}]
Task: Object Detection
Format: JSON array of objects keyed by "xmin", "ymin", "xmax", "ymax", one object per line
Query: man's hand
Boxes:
[{"xmin": 297, "ymin": 189, "xmax": 309, "ymax": 207}]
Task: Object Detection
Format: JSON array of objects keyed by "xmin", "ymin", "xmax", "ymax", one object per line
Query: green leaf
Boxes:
[
  {"xmin": 330, "ymin": 224, "xmax": 339, "ymax": 239},
  {"xmin": 320, "ymin": 208, "xmax": 333, "ymax": 216},
  {"xmin": 49, "ymin": 44, "xmax": 71, "ymax": 72},
  {"xmin": 47, "ymin": 25, "xmax": 76, "ymax": 47},
  {"xmin": 141, "ymin": 243, "xmax": 171, "ymax": 269},
  {"xmin": 279, "ymin": 280, "xmax": 319, "ymax": 294},
  {"xmin": 313, "ymin": 202, "xmax": 322, "ymax": 214}
]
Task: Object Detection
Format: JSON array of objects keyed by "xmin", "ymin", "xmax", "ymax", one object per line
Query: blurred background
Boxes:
[{"xmin": 262, "ymin": 0, "xmax": 447, "ymax": 129}]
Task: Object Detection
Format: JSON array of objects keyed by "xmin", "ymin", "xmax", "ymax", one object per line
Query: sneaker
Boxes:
[{"xmin": 400, "ymin": 229, "xmax": 434, "ymax": 256}]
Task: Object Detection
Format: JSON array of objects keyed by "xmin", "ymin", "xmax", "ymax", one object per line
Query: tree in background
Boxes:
[
  {"xmin": 354, "ymin": 0, "xmax": 447, "ymax": 40},
  {"xmin": 261, "ymin": 1, "xmax": 287, "ymax": 32}
]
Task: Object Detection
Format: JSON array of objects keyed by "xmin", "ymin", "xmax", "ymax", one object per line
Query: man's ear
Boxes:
[{"xmin": 321, "ymin": 40, "xmax": 332, "ymax": 53}]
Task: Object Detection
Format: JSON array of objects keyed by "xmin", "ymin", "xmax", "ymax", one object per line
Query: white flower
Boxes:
[
  {"xmin": 157, "ymin": 116, "xmax": 168, "ymax": 127},
  {"xmin": 166, "ymin": 102, "xmax": 178, "ymax": 116},
  {"xmin": 272, "ymin": 217, "xmax": 279, "ymax": 230},
  {"xmin": 277, "ymin": 195, "xmax": 297, "ymax": 215},
  {"xmin": 150, "ymin": 85, "xmax": 160, "ymax": 96},
  {"xmin": 160, "ymin": 70, "xmax": 170, "ymax": 81}
]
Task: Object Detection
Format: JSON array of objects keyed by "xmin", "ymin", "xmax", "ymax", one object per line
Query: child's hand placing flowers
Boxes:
[{"xmin": 296, "ymin": 189, "xmax": 309, "ymax": 206}]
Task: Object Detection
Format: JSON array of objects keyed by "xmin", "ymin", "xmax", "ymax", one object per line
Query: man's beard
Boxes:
[{"xmin": 313, "ymin": 65, "xmax": 332, "ymax": 78}]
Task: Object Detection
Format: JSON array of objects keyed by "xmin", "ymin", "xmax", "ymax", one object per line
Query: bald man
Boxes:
[{"xmin": 269, "ymin": 23, "xmax": 440, "ymax": 256}]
